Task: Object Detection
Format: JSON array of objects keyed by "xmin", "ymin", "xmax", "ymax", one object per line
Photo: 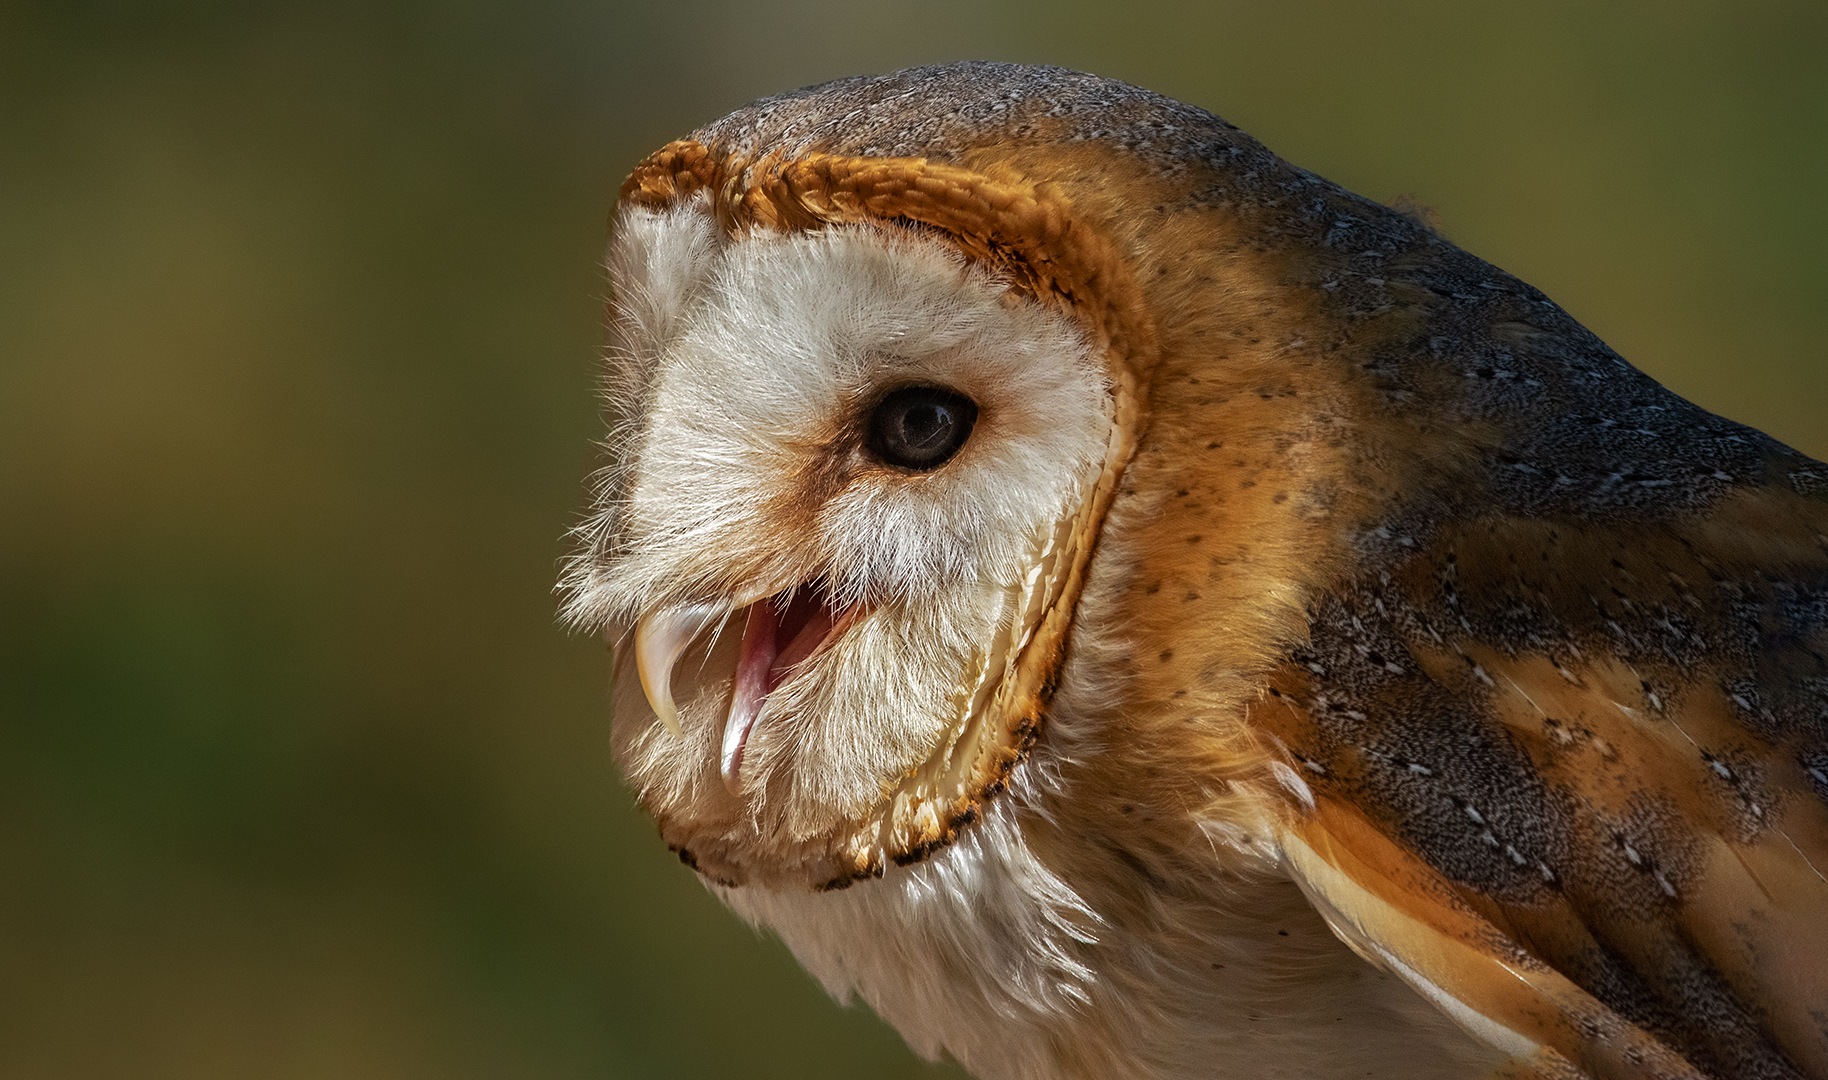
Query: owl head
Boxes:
[
  {"xmin": 559, "ymin": 63, "xmax": 1453, "ymax": 894},
  {"xmin": 559, "ymin": 125, "xmax": 1173, "ymax": 888}
]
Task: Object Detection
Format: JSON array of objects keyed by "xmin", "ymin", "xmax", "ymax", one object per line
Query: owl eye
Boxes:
[{"xmin": 865, "ymin": 386, "xmax": 979, "ymax": 471}]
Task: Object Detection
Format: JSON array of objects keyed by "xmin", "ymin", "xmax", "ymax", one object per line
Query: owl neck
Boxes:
[{"xmin": 717, "ymin": 632, "xmax": 1502, "ymax": 1080}]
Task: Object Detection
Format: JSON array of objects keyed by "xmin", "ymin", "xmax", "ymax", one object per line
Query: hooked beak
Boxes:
[
  {"xmin": 631, "ymin": 602, "xmax": 725, "ymax": 735},
  {"xmin": 630, "ymin": 588, "xmax": 856, "ymax": 794}
]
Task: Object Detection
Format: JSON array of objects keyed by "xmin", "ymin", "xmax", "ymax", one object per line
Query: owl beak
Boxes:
[
  {"xmin": 632, "ymin": 588, "xmax": 856, "ymax": 794},
  {"xmin": 632, "ymin": 601, "xmax": 726, "ymax": 735}
]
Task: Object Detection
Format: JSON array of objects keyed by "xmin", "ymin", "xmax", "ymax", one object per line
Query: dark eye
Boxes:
[{"xmin": 865, "ymin": 385, "xmax": 979, "ymax": 471}]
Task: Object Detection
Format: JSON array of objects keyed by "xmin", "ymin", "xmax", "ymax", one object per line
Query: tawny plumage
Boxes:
[{"xmin": 562, "ymin": 63, "xmax": 1828, "ymax": 1080}]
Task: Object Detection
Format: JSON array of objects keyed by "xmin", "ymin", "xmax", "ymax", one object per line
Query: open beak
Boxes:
[{"xmin": 632, "ymin": 587, "xmax": 856, "ymax": 794}]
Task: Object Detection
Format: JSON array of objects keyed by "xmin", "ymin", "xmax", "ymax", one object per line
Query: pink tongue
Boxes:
[
  {"xmin": 720, "ymin": 591, "xmax": 837, "ymax": 794},
  {"xmin": 770, "ymin": 590, "xmax": 835, "ymax": 684}
]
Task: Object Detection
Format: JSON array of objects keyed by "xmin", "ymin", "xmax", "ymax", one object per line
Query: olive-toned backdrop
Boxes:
[{"xmin": 2, "ymin": 3, "xmax": 1823, "ymax": 1077}]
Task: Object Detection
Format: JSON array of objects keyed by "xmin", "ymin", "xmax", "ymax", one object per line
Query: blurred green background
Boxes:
[{"xmin": 1, "ymin": 1, "xmax": 1823, "ymax": 1077}]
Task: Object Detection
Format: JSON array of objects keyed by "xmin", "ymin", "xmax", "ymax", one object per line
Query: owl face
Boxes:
[{"xmin": 564, "ymin": 199, "xmax": 1115, "ymax": 888}]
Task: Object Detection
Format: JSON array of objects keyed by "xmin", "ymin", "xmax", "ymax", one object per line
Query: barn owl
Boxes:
[{"xmin": 561, "ymin": 63, "xmax": 1828, "ymax": 1080}]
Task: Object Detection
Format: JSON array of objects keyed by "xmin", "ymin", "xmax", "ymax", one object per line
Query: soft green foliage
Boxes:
[{"xmin": 0, "ymin": 2, "xmax": 1822, "ymax": 1077}]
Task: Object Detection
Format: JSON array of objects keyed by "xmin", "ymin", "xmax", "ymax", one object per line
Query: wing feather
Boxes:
[
  {"xmin": 1258, "ymin": 487, "xmax": 1828, "ymax": 1079},
  {"xmin": 1282, "ymin": 800, "xmax": 1704, "ymax": 1079}
]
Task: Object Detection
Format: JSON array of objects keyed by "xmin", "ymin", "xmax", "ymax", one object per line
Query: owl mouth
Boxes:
[
  {"xmin": 722, "ymin": 588, "xmax": 859, "ymax": 793},
  {"xmin": 632, "ymin": 585, "xmax": 860, "ymax": 796}
]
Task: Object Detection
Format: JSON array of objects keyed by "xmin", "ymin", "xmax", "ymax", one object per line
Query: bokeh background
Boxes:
[{"xmin": 2, "ymin": 2, "xmax": 1824, "ymax": 1077}]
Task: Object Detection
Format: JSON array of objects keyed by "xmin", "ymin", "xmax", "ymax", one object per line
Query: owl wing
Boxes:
[{"xmin": 1255, "ymin": 490, "xmax": 1828, "ymax": 1080}]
